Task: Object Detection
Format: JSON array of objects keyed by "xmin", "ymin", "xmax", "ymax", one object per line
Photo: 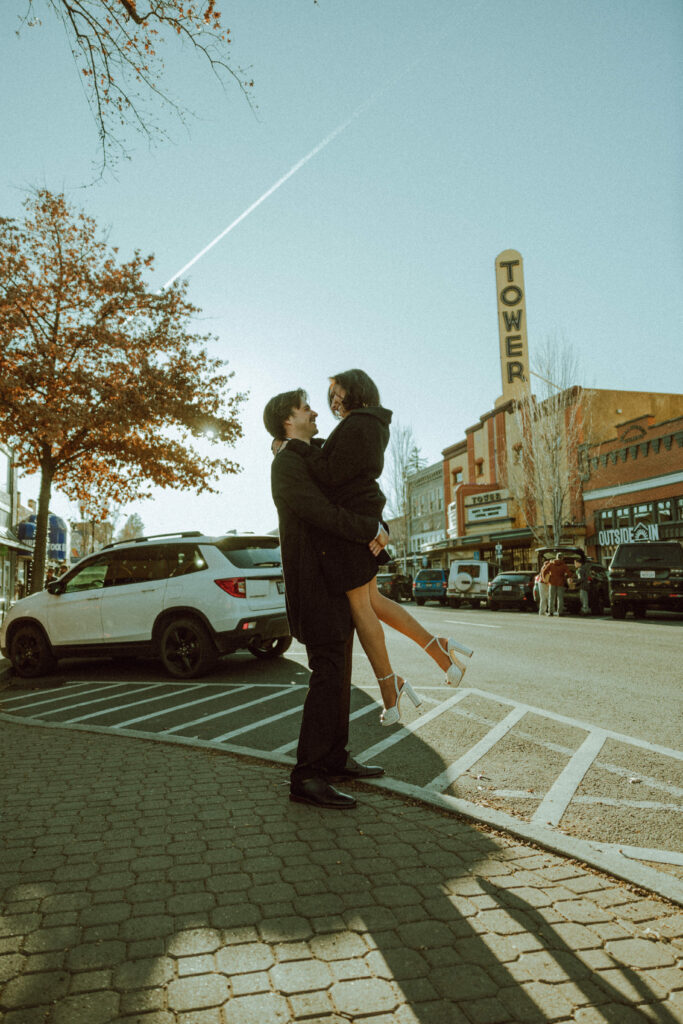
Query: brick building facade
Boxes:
[
  {"xmin": 582, "ymin": 412, "xmax": 683, "ymax": 564},
  {"xmin": 427, "ymin": 389, "xmax": 683, "ymax": 572}
]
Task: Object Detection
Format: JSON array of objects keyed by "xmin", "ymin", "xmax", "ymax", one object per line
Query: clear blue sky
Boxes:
[{"xmin": 3, "ymin": 0, "xmax": 682, "ymax": 536}]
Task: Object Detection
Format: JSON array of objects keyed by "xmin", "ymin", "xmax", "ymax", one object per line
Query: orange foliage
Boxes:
[{"xmin": 0, "ymin": 189, "xmax": 245, "ymax": 589}]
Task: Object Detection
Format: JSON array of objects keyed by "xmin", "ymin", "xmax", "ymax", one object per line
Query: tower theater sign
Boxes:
[{"xmin": 495, "ymin": 249, "xmax": 530, "ymax": 401}]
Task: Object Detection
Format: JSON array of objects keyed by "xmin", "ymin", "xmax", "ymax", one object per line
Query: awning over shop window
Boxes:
[{"xmin": 0, "ymin": 529, "xmax": 33, "ymax": 556}]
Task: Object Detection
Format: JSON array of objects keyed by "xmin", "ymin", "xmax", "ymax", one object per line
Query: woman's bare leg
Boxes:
[
  {"xmin": 346, "ymin": 583, "xmax": 402, "ymax": 709},
  {"xmin": 367, "ymin": 578, "xmax": 468, "ymax": 675}
]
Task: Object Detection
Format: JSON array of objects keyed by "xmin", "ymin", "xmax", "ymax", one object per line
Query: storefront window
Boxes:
[
  {"xmin": 656, "ymin": 500, "xmax": 673, "ymax": 523},
  {"xmin": 633, "ymin": 503, "xmax": 653, "ymax": 527},
  {"xmin": 615, "ymin": 507, "xmax": 630, "ymax": 529}
]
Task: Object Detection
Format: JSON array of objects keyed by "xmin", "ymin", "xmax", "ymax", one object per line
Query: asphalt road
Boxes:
[{"xmin": 2, "ymin": 602, "xmax": 681, "ymax": 891}]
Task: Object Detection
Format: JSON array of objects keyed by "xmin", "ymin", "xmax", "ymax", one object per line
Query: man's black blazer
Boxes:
[{"xmin": 271, "ymin": 448, "xmax": 378, "ymax": 645}]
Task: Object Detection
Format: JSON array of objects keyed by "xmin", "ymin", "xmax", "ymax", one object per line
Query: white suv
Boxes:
[
  {"xmin": 1, "ymin": 532, "xmax": 291, "ymax": 680},
  {"xmin": 447, "ymin": 559, "xmax": 500, "ymax": 608}
]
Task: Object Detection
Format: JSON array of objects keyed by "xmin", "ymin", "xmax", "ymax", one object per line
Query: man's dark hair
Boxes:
[
  {"xmin": 328, "ymin": 368, "xmax": 380, "ymax": 413},
  {"xmin": 263, "ymin": 388, "xmax": 308, "ymax": 440}
]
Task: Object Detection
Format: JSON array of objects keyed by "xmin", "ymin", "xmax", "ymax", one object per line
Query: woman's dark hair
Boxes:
[
  {"xmin": 328, "ymin": 369, "xmax": 380, "ymax": 413},
  {"xmin": 263, "ymin": 388, "xmax": 308, "ymax": 440}
]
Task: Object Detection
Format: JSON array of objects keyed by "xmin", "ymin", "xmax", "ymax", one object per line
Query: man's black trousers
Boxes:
[{"xmin": 291, "ymin": 632, "xmax": 353, "ymax": 786}]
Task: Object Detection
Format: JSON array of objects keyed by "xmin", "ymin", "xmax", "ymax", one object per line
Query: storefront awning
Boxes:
[{"xmin": 0, "ymin": 530, "xmax": 33, "ymax": 556}]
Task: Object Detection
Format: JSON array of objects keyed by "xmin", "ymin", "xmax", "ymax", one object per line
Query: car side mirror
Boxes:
[{"xmin": 46, "ymin": 580, "xmax": 64, "ymax": 596}]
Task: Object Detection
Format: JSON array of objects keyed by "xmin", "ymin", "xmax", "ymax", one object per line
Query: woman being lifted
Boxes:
[{"xmin": 276, "ymin": 368, "xmax": 473, "ymax": 726}]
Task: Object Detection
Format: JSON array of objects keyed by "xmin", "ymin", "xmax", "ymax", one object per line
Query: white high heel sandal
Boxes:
[
  {"xmin": 377, "ymin": 674, "xmax": 422, "ymax": 726},
  {"xmin": 423, "ymin": 636, "xmax": 473, "ymax": 686}
]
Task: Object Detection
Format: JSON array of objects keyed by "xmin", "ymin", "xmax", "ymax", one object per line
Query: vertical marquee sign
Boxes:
[{"xmin": 495, "ymin": 249, "xmax": 530, "ymax": 401}]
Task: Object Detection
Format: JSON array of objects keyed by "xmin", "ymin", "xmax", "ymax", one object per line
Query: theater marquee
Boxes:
[{"xmin": 495, "ymin": 249, "xmax": 530, "ymax": 402}]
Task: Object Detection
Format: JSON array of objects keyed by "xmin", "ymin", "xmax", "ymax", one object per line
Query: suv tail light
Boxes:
[{"xmin": 215, "ymin": 577, "xmax": 246, "ymax": 598}]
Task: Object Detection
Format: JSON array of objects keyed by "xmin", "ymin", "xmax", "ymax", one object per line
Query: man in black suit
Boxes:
[{"xmin": 264, "ymin": 388, "xmax": 386, "ymax": 809}]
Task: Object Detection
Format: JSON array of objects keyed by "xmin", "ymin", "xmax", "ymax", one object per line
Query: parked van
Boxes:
[{"xmin": 447, "ymin": 560, "xmax": 500, "ymax": 608}]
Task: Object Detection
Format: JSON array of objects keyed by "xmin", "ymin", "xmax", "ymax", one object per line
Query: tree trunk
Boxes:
[{"xmin": 30, "ymin": 461, "xmax": 55, "ymax": 594}]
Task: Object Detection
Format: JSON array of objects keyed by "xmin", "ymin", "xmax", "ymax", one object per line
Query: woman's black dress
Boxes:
[{"xmin": 286, "ymin": 406, "xmax": 392, "ymax": 594}]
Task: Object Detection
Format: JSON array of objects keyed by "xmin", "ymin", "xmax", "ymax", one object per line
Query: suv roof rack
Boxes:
[{"xmin": 102, "ymin": 531, "xmax": 203, "ymax": 550}]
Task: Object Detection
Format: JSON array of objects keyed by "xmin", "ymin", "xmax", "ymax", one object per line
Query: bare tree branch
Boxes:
[
  {"xmin": 505, "ymin": 334, "xmax": 592, "ymax": 549},
  {"xmin": 17, "ymin": 0, "xmax": 257, "ymax": 170}
]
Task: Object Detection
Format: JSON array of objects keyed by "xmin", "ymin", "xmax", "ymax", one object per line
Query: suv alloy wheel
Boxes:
[
  {"xmin": 159, "ymin": 616, "xmax": 217, "ymax": 679},
  {"xmin": 8, "ymin": 623, "xmax": 56, "ymax": 679},
  {"xmin": 248, "ymin": 636, "xmax": 293, "ymax": 659}
]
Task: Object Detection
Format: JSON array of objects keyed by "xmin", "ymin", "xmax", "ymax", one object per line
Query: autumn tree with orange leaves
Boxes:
[
  {"xmin": 0, "ymin": 190, "xmax": 245, "ymax": 592},
  {"xmin": 16, "ymin": 0, "xmax": 255, "ymax": 167}
]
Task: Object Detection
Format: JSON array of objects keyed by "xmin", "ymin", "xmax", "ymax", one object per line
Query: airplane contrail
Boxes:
[{"xmin": 162, "ymin": 101, "xmax": 371, "ymax": 291}]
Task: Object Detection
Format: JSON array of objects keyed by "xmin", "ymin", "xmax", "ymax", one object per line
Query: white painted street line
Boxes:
[
  {"xmin": 0, "ymin": 681, "xmax": 130, "ymax": 710},
  {"xmin": 617, "ymin": 845, "xmax": 683, "ymax": 866},
  {"xmin": 25, "ymin": 683, "xmax": 164, "ymax": 720},
  {"xmin": 161, "ymin": 686, "xmax": 296, "ymax": 736},
  {"xmin": 491, "ymin": 790, "xmax": 683, "ymax": 812},
  {"xmin": 212, "ymin": 703, "xmax": 302, "ymax": 742},
  {"xmin": 445, "ymin": 619, "xmax": 501, "ymax": 629},
  {"xmin": 427, "ymin": 706, "xmax": 528, "ymax": 792},
  {"xmin": 358, "ymin": 689, "xmax": 472, "ymax": 763},
  {"xmin": 466, "ymin": 687, "xmax": 683, "ymax": 762},
  {"xmin": 112, "ymin": 684, "xmax": 251, "ymax": 729},
  {"xmin": 533, "ymin": 730, "xmax": 607, "ymax": 826},
  {"xmin": 60, "ymin": 684, "xmax": 197, "ymax": 724},
  {"xmin": 426, "ymin": 698, "xmax": 683, "ymax": 800},
  {"xmin": 575, "ymin": 796, "xmax": 683, "ymax": 811},
  {"xmin": 272, "ymin": 698, "xmax": 380, "ymax": 755}
]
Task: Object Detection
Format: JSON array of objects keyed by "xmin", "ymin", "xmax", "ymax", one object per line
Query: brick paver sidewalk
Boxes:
[{"xmin": 0, "ymin": 718, "xmax": 681, "ymax": 1024}]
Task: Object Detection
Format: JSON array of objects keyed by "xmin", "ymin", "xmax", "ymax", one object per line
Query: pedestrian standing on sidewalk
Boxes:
[
  {"xmin": 546, "ymin": 554, "xmax": 572, "ymax": 616},
  {"xmin": 264, "ymin": 387, "xmax": 387, "ymax": 811},
  {"xmin": 572, "ymin": 558, "xmax": 591, "ymax": 614},
  {"xmin": 536, "ymin": 559, "xmax": 551, "ymax": 615}
]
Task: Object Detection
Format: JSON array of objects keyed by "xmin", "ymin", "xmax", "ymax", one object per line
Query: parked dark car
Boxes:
[
  {"xmin": 376, "ymin": 572, "xmax": 413, "ymax": 603},
  {"xmin": 487, "ymin": 571, "xmax": 536, "ymax": 611},
  {"xmin": 536, "ymin": 546, "xmax": 610, "ymax": 616},
  {"xmin": 608, "ymin": 541, "xmax": 683, "ymax": 619},
  {"xmin": 413, "ymin": 568, "xmax": 448, "ymax": 606}
]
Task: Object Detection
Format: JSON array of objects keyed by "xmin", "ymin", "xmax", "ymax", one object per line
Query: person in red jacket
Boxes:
[{"xmin": 545, "ymin": 555, "xmax": 574, "ymax": 616}]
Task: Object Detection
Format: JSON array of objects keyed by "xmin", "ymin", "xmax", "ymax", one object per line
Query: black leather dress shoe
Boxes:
[
  {"xmin": 289, "ymin": 777, "xmax": 356, "ymax": 809},
  {"xmin": 330, "ymin": 756, "xmax": 385, "ymax": 781}
]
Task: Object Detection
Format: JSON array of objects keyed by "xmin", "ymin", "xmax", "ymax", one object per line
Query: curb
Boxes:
[{"xmin": 0, "ymin": 710, "xmax": 681, "ymax": 907}]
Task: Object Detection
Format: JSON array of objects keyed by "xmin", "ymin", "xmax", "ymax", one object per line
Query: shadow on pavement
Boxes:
[{"xmin": 0, "ymin": 716, "xmax": 679, "ymax": 1023}]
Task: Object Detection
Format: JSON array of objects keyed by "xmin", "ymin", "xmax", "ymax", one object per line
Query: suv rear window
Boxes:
[
  {"xmin": 454, "ymin": 564, "xmax": 481, "ymax": 578},
  {"xmin": 416, "ymin": 570, "xmax": 444, "ymax": 581},
  {"xmin": 611, "ymin": 543, "xmax": 683, "ymax": 567},
  {"xmin": 495, "ymin": 573, "xmax": 532, "ymax": 583},
  {"xmin": 216, "ymin": 537, "xmax": 282, "ymax": 569}
]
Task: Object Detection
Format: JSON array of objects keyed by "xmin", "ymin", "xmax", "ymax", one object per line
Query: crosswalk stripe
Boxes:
[
  {"xmin": 357, "ymin": 689, "xmax": 471, "ymax": 762},
  {"xmin": 29, "ymin": 683, "xmax": 164, "ymax": 720},
  {"xmin": 60, "ymin": 684, "xmax": 198, "ymax": 723},
  {"xmin": 272, "ymin": 698, "xmax": 380, "ymax": 755},
  {"xmin": 161, "ymin": 686, "xmax": 296, "ymax": 736},
  {"xmin": 533, "ymin": 729, "xmax": 607, "ymax": 826},
  {"xmin": 426, "ymin": 706, "xmax": 528, "ymax": 792},
  {"xmin": 1, "ymin": 681, "xmax": 130, "ymax": 711},
  {"xmin": 113, "ymin": 684, "xmax": 252, "ymax": 729}
]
